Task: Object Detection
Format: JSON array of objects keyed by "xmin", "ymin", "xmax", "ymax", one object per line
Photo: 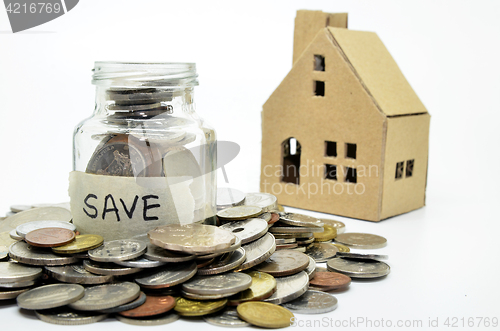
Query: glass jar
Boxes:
[{"xmin": 69, "ymin": 62, "xmax": 217, "ymax": 240}]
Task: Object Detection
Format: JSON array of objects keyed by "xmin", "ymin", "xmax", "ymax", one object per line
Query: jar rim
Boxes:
[{"xmin": 92, "ymin": 62, "xmax": 198, "ymax": 88}]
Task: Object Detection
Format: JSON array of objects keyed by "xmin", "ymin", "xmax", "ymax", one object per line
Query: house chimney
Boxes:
[{"xmin": 293, "ymin": 10, "xmax": 348, "ymax": 65}]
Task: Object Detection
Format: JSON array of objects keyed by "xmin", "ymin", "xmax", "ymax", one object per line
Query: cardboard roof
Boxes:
[{"xmin": 328, "ymin": 27, "xmax": 428, "ymax": 117}]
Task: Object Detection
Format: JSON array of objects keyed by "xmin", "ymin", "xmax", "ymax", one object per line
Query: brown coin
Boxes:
[
  {"xmin": 119, "ymin": 295, "xmax": 176, "ymax": 317},
  {"xmin": 254, "ymin": 250, "xmax": 309, "ymax": 277},
  {"xmin": 309, "ymin": 271, "xmax": 351, "ymax": 290},
  {"xmin": 25, "ymin": 228, "xmax": 75, "ymax": 248}
]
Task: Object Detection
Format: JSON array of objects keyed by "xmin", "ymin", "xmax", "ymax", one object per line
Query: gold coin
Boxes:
[
  {"xmin": 332, "ymin": 243, "xmax": 350, "ymax": 253},
  {"xmin": 52, "ymin": 234, "xmax": 104, "ymax": 254},
  {"xmin": 237, "ymin": 301, "xmax": 294, "ymax": 329},
  {"xmin": 314, "ymin": 225, "xmax": 337, "ymax": 242},
  {"xmin": 277, "ymin": 204, "xmax": 285, "ymax": 212},
  {"xmin": 174, "ymin": 297, "xmax": 227, "ymax": 316},
  {"xmin": 228, "ymin": 271, "xmax": 277, "ymax": 306}
]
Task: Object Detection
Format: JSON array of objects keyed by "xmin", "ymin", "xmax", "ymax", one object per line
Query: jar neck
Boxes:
[{"xmin": 94, "ymin": 86, "xmax": 195, "ymax": 117}]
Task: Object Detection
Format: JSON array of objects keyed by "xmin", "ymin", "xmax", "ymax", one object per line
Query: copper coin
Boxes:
[
  {"xmin": 276, "ymin": 243, "xmax": 299, "ymax": 250},
  {"xmin": 119, "ymin": 295, "xmax": 176, "ymax": 317},
  {"xmin": 254, "ymin": 250, "xmax": 310, "ymax": 277},
  {"xmin": 308, "ymin": 284, "xmax": 350, "ymax": 292},
  {"xmin": 25, "ymin": 228, "xmax": 75, "ymax": 248},
  {"xmin": 268, "ymin": 212, "xmax": 280, "ymax": 225},
  {"xmin": 309, "ymin": 271, "xmax": 351, "ymax": 290}
]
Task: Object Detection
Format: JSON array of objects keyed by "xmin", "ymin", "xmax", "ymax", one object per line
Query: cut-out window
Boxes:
[
  {"xmin": 314, "ymin": 55, "xmax": 325, "ymax": 71},
  {"xmin": 281, "ymin": 137, "xmax": 301, "ymax": 185},
  {"xmin": 324, "ymin": 164, "xmax": 337, "ymax": 181},
  {"xmin": 406, "ymin": 159, "xmax": 414, "ymax": 177},
  {"xmin": 395, "ymin": 161, "xmax": 404, "ymax": 179},
  {"xmin": 314, "ymin": 81, "xmax": 325, "ymax": 97},
  {"xmin": 345, "ymin": 143, "xmax": 357, "ymax": 159},
  {"xmin": 324, "ymin": 141, "xmax": 337, "ymax": 157},
  {"xmin": 345, "ymin": 167, "xmax": 357, "ymax": 183}
]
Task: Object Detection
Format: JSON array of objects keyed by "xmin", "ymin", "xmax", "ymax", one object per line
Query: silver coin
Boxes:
[
  {"xmin": 276, "ymin": 243, "xmax": 298, "ymax": 250},
  {"xmin": 220, "ymin": 218, "xmax": 268, "ymax": 244},
  {"xmin": 275, "ymin": 238, "xmax": 296, "ymax": 244},
  {"xmin": 10, "ymin": 205, "xmax": 31, "ymax": 213},
  {"xmin": 257, "ymin": 212, "xmax": 272, "ymax": 223},
  {"xmin": 98, "ymin": 291, "xmax": 147, "ymax": 313},
  {"xmin": 243, "ymin": 192, "xmax": 278, "ymax": 212},
  {"xmin": 326, "ymin": 257, "xmax": 390, "ymax": 278},
  {"xmin": 83, "ymin": 259, "xmax": 142, "ymax": 276},
  {"xmin": 0, "ymin": 287, "xmax": 30, "ymax": 300},
  {"xmin": 114, "ymin": 256, "xmax": 167, "ymax": 268},
  {"xmin": 195, "ymin": 236, "xmax": 242, "ymax": 259},
  {"xmin": 237, "ymin": 233, "xmax": 276, "ymax": 271},
  {"xmin": 182, "ymin": 272, "xmax": 252, "ymax": 295},
  {"xmin": 35, "ymin": 308, "xmax": 108, "ymax": 325},
  {"xmin": 134, "ymin": 261, "xmax": 197, "ymax": 289},
  {"xmin": 17, "ymin": 283, "xmax": 85, "ymax": 310},
  {"xmin": 263, "ymin": 270, "xmax": 309, "ymax": 304},
  {"xmin": 9, "ymin": 241, "xmax": 78, "ymax": 266},
  {"xmin": 197, "ymin": 248, "xmax": 246, "ymax": 275},
  {"xmin": 319, "ymin": 219, "xmax": 346, "ymax": 234},
  {"xmin": 336, "ymin": 252, "xmax": 388, "ymax": 261},
  {"xmin": 217, "ymin": 188, "xmax": 246, "ymax": 209},
  {"xmin": 45, "ymin": 264, "xmax": 114, "ymax": 284},
  {"xmin": 88, "ymin": 239, "xmax": 147, "ymax": 262},
  {"xmin": 204, "ymin": 308, "xmax": 250, "ymax": 327},
  {"xmin": 0, "ymin": 279, "xmax": 36, "ymax": 288},
  {"xmin": 69, "ymin": 282, "xmax": 141, "ymax": 311},
  {"xmin": 335, "ymin": 233, "xmax": 387, "ymax": 249},
  {"xmin": 0, "ymin": 207, "xmax": 72, "ymax": 234},
  {"xmin": 293, "ymin": 246, "xmax": 306, "ymax": 252},
  {"xmin": 278, "ymin": 212, "xmax": 324, "ymax": 228},
  {"xmin": 181, "ymin": 289, "xmax": 240, "ymax": 300},
  {"xmin": 217, "ymin": 206, "xmax": 263, "ymax": 220},
  {"xmin": 116, "ymin": 312, "xmax": 180, "ymax": 326},
  {"xmin": 144, "ymin": 244, "xmax": 196, "ymax": 263},
  {"xmin": 282, "ymin": 290, "xmax": 338, "ymax": 314},
  {"xmin": 305, "ymin": 243, "xmax": 338, "ymax": 262},
  {"xmin": 305, "ymin": 256, "xmax": 317, "ymax": 279},
  {"xmin": 0, "ymin": 261, "xmax": 42, "ymax": 283},
  {"xmin": 9, "ymin": 229, "xmax": 22, "ymax": 241},
  {"xmin": 273, "ymin": 232, "xmax": 314, "ymax": 239},
  {"xmin": 270, "ymin": 226, "xmax": 323, "ymax": 234},
  {"xmin": 16, "ymin": 220, "xmax": 76, "ymax": 238}
]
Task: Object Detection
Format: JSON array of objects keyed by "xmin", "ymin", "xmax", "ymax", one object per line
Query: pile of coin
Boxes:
[{"xmin": 0, "ymin": 193, "xmax": 390, "ymax": 328}]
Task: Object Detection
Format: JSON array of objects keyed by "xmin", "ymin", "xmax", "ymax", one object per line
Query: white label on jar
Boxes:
[{"xmin": 69, "ymin": 171, "xmax": 199, "ymax": 240}]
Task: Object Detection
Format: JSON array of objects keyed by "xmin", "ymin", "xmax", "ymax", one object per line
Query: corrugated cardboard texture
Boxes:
[
  {"xmin": 293, "ymin": 11, "xmax": 347, "ymax": 65},
  {"xmin": 330, "ymin": 28, "xmax": 428, "ymax": 117},
  {"xmin": 262, "ymin": 28, "xmax": 385, "ymax": 221},
  {"xmin": 381, "ymin": 114, "xmax": 430, "ymax": 219}
]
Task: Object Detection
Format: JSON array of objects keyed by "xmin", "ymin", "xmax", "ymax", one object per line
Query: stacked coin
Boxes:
[{"xmin": 0, "ymin": 192, "xmax": 390, "ymax": 328}]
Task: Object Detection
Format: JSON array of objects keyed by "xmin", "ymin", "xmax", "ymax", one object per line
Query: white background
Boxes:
[{"xmin": 1, "ymin": 0, "xmax": 500, "ymax": 330}]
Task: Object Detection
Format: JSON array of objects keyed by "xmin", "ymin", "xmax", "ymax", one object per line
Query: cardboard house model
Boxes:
[{"xmin": 260, "ymin": 10, "xmax": 430, "ymax": 221}]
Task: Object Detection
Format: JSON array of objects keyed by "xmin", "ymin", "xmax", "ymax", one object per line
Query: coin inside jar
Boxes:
[
  {"xmin": 25, "ymin": 228, "xmax": 75, "ymax": 248},
  {"xmin": 217, "ymin": 188, "xmax": 246, "ymax": 209}
]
